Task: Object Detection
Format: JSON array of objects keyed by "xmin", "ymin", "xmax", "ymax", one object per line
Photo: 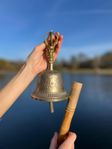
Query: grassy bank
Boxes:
[
  {"xmin": 60, "ymin": 68, "xmax": 112, "ymax": 75},
  {"xmin": 1, "ymin": 69, "xmax": 112, "ymax": 75}
]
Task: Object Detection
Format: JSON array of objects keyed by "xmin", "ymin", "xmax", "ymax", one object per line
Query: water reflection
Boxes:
[{"xmin": 0, "ymin": 73, "xmax": 112, "ymax": 149}]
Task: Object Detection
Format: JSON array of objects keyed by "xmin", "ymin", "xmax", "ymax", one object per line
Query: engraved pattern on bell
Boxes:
[{"xmin": 32, "ymin": 70, "xmax": 68, "ymax": 102}]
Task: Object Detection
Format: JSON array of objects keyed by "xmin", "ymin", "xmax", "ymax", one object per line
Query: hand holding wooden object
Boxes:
[{"xmin": 58, "ymin": 82, "xmax": 83, "ymax": 146}]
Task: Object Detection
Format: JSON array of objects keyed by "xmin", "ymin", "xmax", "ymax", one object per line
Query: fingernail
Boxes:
[{"xmin": 73, "ymin": 133, "xmax": 77, "ymax": 141}]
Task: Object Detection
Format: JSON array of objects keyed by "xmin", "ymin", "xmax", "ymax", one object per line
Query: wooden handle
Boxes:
[{"xmin": 57, "ymin": 82, "xmax": 83, "ymax": 146}]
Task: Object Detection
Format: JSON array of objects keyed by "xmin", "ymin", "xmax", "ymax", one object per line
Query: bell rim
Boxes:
[{"xmin": 31, "ymin": 93, "xmax": 69, "ymax": 102}]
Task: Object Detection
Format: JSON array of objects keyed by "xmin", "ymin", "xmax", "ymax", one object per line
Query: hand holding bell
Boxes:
[{"xmin": 32, "ymin": 31, "xmax": 68, "ymax": 113}]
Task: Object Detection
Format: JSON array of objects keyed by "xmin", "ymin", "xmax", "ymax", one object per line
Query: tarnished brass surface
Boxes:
[
  {"xmin": 44, "ymin": 32, "xmax": 60, "ymax": 71},
  {"xmin": 32, "ymin": 70, "xmax": 68, "ymax": 102},
  {"xmin": 32, "ymin": 31, "xmax": 68, "ymax": 112}
]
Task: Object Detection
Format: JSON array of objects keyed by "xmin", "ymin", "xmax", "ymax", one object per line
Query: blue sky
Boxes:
[{"xmin": 0, "ymin": 0, "xmax": 112, "ymax": 60}]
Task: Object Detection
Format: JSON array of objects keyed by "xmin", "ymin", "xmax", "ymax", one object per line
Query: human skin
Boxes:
[
  {"xmin": 0, "ymin": 33, "xmax": 63, "ymax": 118},
  {"xmin": 49, "ymin": 132, "xmax": 77, "ymax": 149}
]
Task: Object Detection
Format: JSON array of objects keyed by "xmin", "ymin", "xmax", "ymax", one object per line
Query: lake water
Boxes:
[{"xmin": 0, "ymin": 73, "xmax": 112, "ymax": 149}]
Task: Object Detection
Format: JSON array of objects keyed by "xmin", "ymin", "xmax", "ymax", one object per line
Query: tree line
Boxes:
[
  {"xmin": 55, "ymin": 51, "xmax": 112, "ymax": 71},
  {"xmin": 0, "ymin": 50, "xmax": 112, "ymax": 72},
  {"xmin": 0, "ymin": 59, "xmax": 23, "ymax": 72}
]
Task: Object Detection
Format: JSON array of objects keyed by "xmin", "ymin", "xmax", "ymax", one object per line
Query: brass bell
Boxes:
[{"xmin": 32, "ymin": 31, "xmax": 68, "ymax": 113}]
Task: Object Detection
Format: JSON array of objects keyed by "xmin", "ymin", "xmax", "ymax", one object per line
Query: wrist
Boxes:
[{"xmin": 22, "ymin": 63, "xmax": 37, "ymax": 80}]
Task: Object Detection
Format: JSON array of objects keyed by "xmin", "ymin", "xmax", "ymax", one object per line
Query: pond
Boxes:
[{"xmin": 0, "ymin": 73, "xmax": 112, "ymax": 149}]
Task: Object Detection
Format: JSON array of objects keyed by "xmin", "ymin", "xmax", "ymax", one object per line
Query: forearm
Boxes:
[{"xmin": 0, "ymin": 63, "xmax": 36, "ymax": 118}]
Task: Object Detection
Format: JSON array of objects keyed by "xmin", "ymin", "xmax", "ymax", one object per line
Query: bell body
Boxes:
[{"xmin": 32, "ymin": 70, "xmax": 68, "ymax": 102}]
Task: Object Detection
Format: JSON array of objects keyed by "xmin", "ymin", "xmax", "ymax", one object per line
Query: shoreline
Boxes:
[
  {"xmin": 60, "ymin": 69, "xmax": 112, "ymax": 75},
  {"xmin": 0, "ymin": 70, "xmax": 17, "ymax": 75},
  {"xmin": 0, "ymin": 69, "xmax": 112, "ymax": 75}
]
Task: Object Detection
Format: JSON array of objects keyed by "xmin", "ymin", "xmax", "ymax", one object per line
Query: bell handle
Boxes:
[
  {"xmin": 44, "ymin": 32, "xmax": 60, "ymax": 71},
  {"xmin": 57, "ymin": 82, "xmax": 83, "ymax": 146}
]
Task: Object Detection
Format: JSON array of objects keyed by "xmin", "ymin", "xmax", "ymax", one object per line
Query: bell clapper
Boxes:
[{"xmin": 49, "ymin": 101, "xmax": 54, "ymax": 113}]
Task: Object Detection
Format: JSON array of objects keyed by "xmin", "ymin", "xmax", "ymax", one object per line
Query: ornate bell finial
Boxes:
[{"xmin": 32, "ymin": 31, "xmax": 68, "ymax": 113}]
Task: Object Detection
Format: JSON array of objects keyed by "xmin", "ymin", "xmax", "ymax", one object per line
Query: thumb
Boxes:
[
  {"xmin": 58, "ymin": 132, "xmax": 77, "ymax": 149},
  {"xmin": 35, "ymin": 42, "xmax": 46, "ymax": 52},
  {"xmin": 49, "ymin": 132, "xmax": 58, "ymax": 149}
]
